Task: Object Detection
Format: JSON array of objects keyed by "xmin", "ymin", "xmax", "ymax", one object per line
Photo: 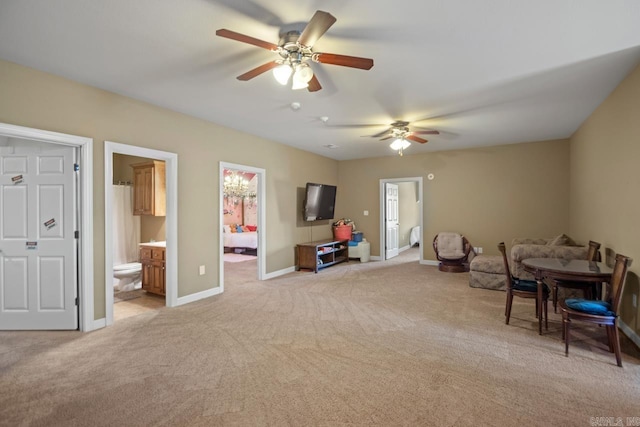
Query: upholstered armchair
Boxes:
[{"xmin": 433, "ymin": 232, "xmax": 474, "ymax": 272}]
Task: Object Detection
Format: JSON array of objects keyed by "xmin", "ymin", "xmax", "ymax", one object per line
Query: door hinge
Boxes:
[
  {"xmin": 75, "ymin": 297, "xmax": 78, "ymax": 306},
  {"xmin": 74, "ymin": 230, "xmax": 79, "ymax": 239},
  {"xmin": 74, "ymin": 163, "xmax": 80, "ymax": 172}
]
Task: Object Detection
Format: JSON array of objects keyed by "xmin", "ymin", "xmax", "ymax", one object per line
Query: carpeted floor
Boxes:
[{"xmin": 1, "ymin": 248, "xmax": 639, "ymax": 426}]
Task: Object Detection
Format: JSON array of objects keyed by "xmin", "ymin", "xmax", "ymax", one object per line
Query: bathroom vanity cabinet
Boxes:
[
  {"xmin": 131, "ymin": 160, "xmax": 166, "ymax": 216},
  {"xmin": 140, "ymin": 244, "xmax": 165, "ymax": 296}
]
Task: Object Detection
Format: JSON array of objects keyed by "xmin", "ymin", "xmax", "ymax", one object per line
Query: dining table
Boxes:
[{"xmin": 522, "ymin": 258, "xmax": 613, "ymax": 335}]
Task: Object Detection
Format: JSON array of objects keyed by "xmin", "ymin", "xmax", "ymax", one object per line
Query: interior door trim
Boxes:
[
  {"xmin": 0, "ymin": 122, "xmax": 94, "ymax": 331},
  {"xmin": 378, "ymin": 177, "xmax": 424, "ymax": 263},
  {"xmin": 104, "ymin": 141, "xmax": 178, "ymax": 327}
]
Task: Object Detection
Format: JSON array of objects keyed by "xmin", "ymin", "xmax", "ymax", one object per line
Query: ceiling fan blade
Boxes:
[
  {"xmin": 237, "ymin": 61, "xmax": 279, "ymax": 81},
  {"xmin": 307, "ymin": 75, "xmax": 322, "ymax": 92},
  {"xmin": 298, "ymin": 10, "xmax": 337, "ymax": 47},
  {"xmin": 407, "ymin": 134, "xmax": 428, "ymax": 144},
  {"xmin": 216, "ymin": 29, "xmax": 279, "ymax": 51},
  {"xmin": 412, "ymin": 130, "xmax": 440, "ymax": 135},
  {"xmin": 313, "ymin": 52, "xmax": 374, "ymax": 70},
  {"xmin": 371, "ymin": 128, "xmax": 392, "ymax": 138},
  {"xmin": 380, "ymin": 136, "xmax": 393, "ymax": 141}
]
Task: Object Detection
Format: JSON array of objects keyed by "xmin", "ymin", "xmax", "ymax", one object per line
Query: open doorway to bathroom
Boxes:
[
  {"xmin": 105, "ymin": 141, "xmax": 178, "ymax": 327},
  {"xmin": 111, "ymin": 153, "xmax": 166, "ymax": 321},
  {"xmin": 220, "ymin": 162, "xmax": 265, "ymax": 291}
]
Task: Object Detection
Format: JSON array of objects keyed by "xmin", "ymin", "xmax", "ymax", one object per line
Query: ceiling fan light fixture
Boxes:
[
  {"xmin": 390, "ymin": 138, "xmax": 411, "ymax": 151},
  {"xmin": 273, "ymin": 63, "xmax": 293, "ymax": 85},
  {"xmin": 291, "ymin": 78, "xmax": 309, "ymax": 90},
  {"xmin": 293, "ymin": 63, "xmax": 314, "ymax": 83}
]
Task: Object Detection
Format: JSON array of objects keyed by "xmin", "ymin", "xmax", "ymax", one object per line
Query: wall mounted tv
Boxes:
[{"xmin": 303, "ymin": 182, "xmax": 337, "ymax": 221}]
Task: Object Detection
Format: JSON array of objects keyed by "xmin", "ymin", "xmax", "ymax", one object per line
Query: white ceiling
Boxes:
[{"xmin": 1, "ymin": 1, "xmax": 640, "ymax": 160}]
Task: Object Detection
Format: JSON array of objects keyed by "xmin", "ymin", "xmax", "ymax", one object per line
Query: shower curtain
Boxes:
[{"xmin": 113, "ymin": 184, "xmax": 141, "ymax": 267}]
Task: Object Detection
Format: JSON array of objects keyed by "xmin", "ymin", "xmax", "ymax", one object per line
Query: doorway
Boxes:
[
  {"xmin": 219, "ymin": 162, "xmax": 265, "ymax": 291},
  {"xmin": 0, "ymin": 122, "xmax": 94, "ymax": 331},
  {"xmin": 379, "ymin": 177, "xmax": 424, "ymax": 263},
  {"xmin": 104, "ymin": 141, "xmax": 178, "ymax": 326}
]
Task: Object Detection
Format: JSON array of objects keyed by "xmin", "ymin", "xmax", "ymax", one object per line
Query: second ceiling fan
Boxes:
[
  {"xmin": 370, "ymin": 121, "xmax": 440, "ymax": 144},
  {"xmin": 216, "ymin": 10, "xmax": 374, "ymax": 92}
]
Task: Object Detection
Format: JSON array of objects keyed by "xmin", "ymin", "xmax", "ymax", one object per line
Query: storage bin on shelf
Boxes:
[{"xmin": 333, "ymin": 225, "xmax": 352, "ymax": 241}]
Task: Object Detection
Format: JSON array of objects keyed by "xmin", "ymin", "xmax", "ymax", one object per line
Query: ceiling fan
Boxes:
[
  {"xmin": 216, "ymin": 10, "xmax": 374, "ymax": 92},
  {"xmin": 369, "ymin": 120, "xmax": 440, "ymax": 144}
]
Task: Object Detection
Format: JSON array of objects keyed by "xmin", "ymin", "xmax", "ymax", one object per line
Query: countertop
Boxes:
[{"xmin": 139, "ymin": 241, "xmax": 166, "ymax": 248}]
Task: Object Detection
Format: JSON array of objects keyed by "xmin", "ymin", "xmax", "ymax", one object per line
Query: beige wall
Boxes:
[
  {"xmin": 569, "ymin": 63, "xmax": 640, "ymax": 338},
  {"xmin": 337, "ymin": 139, "xmax": 571, "ymax": 260},
  {"xmin": 0, "ymin": 59, "xmax": 338, "ymax": 320},
  {"xmin": 398, "ymin": 182, "xmax": 420, "ymax": 248}
]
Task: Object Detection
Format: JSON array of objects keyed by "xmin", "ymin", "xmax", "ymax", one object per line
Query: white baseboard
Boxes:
[
  {"xmin": 399, "ymin": 245, "xmax": 411, "ymax": 253},
  {"xmin": 370, "ymin": 255, "xmax": 382, "ymax": 261},
  {"xmin": 176, "ymin": 286, "xmax": 223, "ymax": 306},
  {"xmin": 421, "ymin": 260, "xmax": 439, "ymax": 266},
  {"xmin": 89, "ymin": 318, "xmax": 106, "ymax": 332},
  {"xmin": 619, "ymin": 319, "xmax": 640, "ymax": 349},
  {"xmin": 264, "ymin": 266, "xmax": 296, "ymax": 280}
]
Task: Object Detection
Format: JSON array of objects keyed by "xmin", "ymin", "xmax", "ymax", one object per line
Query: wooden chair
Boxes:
[
  {"xmin": 433, "ymin": 232, "xmax": 473, "ymax": 272},
  {"xmin": 498, "ymin": 242, "xmax": 548, "ymax": 328},
  {"xmin": 550, "ymin": 240, "xmax": 602, "ymax": 313},
  {"xmin": 560, "ymin": 253, "xmax": 631, "ymax": 367}
]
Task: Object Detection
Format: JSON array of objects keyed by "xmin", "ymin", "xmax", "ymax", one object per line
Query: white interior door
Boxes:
[
  {"xmin": 0, "ymin": 138, "xmax": 77, "ymax": 330},
  {"xmin": 385, "ymin": 183, "xmax": 399, "ymax": 259}
]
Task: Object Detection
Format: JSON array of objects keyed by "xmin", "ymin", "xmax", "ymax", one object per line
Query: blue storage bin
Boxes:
[{"xmin": 352, "ymin": 231, "xmax": 363, "ymax": 242}]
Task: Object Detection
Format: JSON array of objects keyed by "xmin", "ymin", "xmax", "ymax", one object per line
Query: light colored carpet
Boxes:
[{"xmin": 1, "ymin": 248, "xmax": 639, "ymax": 426}]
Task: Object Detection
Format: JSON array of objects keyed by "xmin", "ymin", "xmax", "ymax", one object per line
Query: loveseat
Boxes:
[
  {"xmin": 469, "ymin": 234, "xmax": 588, "ymax": 291},
  {"xmin": 510, "ymin": 236, "xmax": 588, "ymax": 281}
]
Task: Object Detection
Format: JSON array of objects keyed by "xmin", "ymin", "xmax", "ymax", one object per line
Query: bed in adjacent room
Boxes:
[
  {"xmin": 223, "ymin": 225, "xmax": 258, "ymax": 254},
  {"xmin": 410, "ymin": 226, "xmax": 421, "ymax": 247}
]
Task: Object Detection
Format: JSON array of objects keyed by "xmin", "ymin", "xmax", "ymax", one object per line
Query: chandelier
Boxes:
[{"xmin": 223, "ymin": 171, "xmax": 256, "ymax": 205}]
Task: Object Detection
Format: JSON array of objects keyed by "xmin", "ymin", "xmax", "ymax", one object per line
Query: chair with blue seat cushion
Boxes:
[
  {"xmin": 559, "ymin": 253, "xmax": 631, "ymax": 367},
  {"xmin": 498, "ymin": 242, "xmax": 549, "ymax": 328},
  {"xmin": 550, "ymin": 240, "xmax": 602, "ymax": 313}
]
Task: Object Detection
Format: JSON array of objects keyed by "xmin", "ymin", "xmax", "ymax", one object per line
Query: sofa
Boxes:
[
  {"xmin": 510, "ymin": 236, "xmax": 588, "ymax": 281},
  {"xmin": 469, "ymin": 234, "xmax": 588, "ymax": 291}
]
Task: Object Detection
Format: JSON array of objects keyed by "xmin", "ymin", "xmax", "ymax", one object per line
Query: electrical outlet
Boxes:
[
  {"xmin": 633, "ymin": 294, "xmax": 638, "ymax": 308},
  {"xmin": 477, "ymin": 247, "xmax": 483, "ymax": 254},
  {"xmin": 364, "ymin": 210, "xmax": 369, "ymax": 216},
  {"xmin": 199, "ymin": 265, "xmax": 205, "ymax": 276}
]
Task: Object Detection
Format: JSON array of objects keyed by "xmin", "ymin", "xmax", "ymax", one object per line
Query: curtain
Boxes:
[{"xmin": 112, "ymin": 184, "xmax": 141, "ymax": 265}]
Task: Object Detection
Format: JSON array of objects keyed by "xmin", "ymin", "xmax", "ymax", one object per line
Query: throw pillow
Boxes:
[
  {"xmin": 247, "ymin": 225, "xmax": 257, "ymax": 232},
  {"xmin": 236, "ymin": 225, "xmax": 243, "ymax": 233},
  {"xmin": 548, "ymin": 233, "xmax": 577, "ymax": 246},
  {"xmin": 223, "ymin": 225, "xmax": 231, "ymax": 233}
]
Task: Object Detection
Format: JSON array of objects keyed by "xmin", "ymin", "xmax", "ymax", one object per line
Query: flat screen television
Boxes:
[{"xmin": 303, "ymin": 183, "xmax": 337, "ymax": 221}]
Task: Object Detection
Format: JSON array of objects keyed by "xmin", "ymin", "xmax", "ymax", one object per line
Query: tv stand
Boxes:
[{"xmin": 296, "ymin": 239, "xmax": 349, "ymax": 273}]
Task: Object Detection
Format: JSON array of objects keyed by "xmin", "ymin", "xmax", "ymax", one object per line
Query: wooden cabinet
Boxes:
[
  {"xmin": 131, "ymin": 160, "xmax": 166, "ymax": 216},
  {"xmin": 140, "ymin": 245, "xmax": 165, "ymax": 296},
  {"xmin": 296, "ymin": 239, "xmax": 349, "ymax": 273}
]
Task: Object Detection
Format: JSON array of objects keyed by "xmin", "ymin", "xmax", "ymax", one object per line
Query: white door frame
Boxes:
[
  {"xmin": 379, "ymin": 177, "xmax": 424, "ymax": 263},
  {"xmin": 219, "ymin": 162, "xmax": 266, "ymax": 290},
  {"xmin": 0, "ymin": 122, "xmax": 94, "ymax": 331},
  {"xmin": 104, "ymin": 142, "xmax": 178, "ymax": 326}
]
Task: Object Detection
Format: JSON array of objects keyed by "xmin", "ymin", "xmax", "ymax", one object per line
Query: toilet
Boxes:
[{"xmin": 113, "ymin": 262, "xmax": 142, "ymax": 292}]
